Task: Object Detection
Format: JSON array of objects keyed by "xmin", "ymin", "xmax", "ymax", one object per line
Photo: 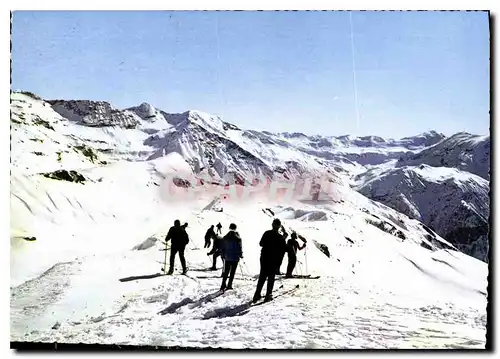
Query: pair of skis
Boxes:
[
  {"xmin": 281, "ymin": 274, "xmax": 321, "ymax": 279},
  {"xmin": 239, "ymin": 284, "xmax": 301, "ymax": 313}
]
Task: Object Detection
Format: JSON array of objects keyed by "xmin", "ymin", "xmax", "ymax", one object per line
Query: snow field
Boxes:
[
  {"xmin": 9, "ymin": 92, "xmax": 488, "ymax": 349},
  {"xmin": 10, "ymin": 161, "xmax": 487, "ymax": 348}
]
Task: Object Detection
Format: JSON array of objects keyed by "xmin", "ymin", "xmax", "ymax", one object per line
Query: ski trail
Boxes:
[
  {"xmin": 12, "ymin": 193, "xmax": 34, "ymax": 214},
  {"xmin": 10, "ymin": 261, "xmax": 82, "ymax": 336}
]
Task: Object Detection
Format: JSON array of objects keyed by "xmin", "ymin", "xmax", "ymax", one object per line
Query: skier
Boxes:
[
  {"xmin": 216, "ymin": 222, "xmax": 222, "ymax": 235},
  {"xmin": 219, "ymin": 223, "xmax": 243, "ymax": 291},
  {"xmin": 276, "ymin": 226, "xmax": 289, "ymax": 275},
  {"xmin": 285, "ymin": 232, "xmax": 306, "ymax": 278},
  {"xmin": 182, "ymin": 222, "xmax": 190, "ymax": 246},
  {"xmin": 207, "ymin": 233, "xmax": 223, "ymax": 270},
  {"xmin": 164, "ymin": 219, "xmax": 189, "ymax": 275},
  {"xmin": 253, "ymin": 218, "xmax": 288, "ymax": 303},
  {"xmin": 204, "ymin": 225, "xmax": 216, "ymax": 249}
]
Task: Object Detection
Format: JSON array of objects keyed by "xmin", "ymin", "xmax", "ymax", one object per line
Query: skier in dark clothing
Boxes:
[
  {"xmin": 285, "ymin": 232, "xmax": 306, "ymax": 278},
  {"xmin": 220, "ymin": 223, "xmax": 243, "ymax": 291},
  {"xmin": 207, "ymin": 234, "xmax": 223, "ymax": 270},
  {"xmin": 204, "ymin": 225, "xmax": 216, "ymax": 249},
  {"xmin": 253, "ymin": 218, "xmax": 288, "ymax": 303},
  {"xmin": 216, "ymin": 222, "xmax": 222, "ymax": 235},
  {"xmin": 165, "ymin": 219, "xmax": 189, "ymax": 275},
  {"xmin": 276, "ymin": 226, "xmax": 289, "ymax": 275}
]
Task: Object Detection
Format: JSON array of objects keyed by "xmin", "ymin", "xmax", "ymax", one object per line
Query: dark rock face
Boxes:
[
  {"xmin": 312, "ymin": 240, "xmax": 331, "ymax": 258},
  {"xmin": 365, "ymin": 217, "xmax": 407, "ymax": 242},
  {"xmin": 42, "ymin": 170, "xmax": 86, "ymax": 184},
  {"xmin": 48, "ymin": 100, "xmax": 139, "ymax": 129},
  {"xmin": 172, "ymin": 177, "xmax": 191, "ymax": 188},
  {"xmin": 222, "ymin": 121, "xmax": 240, "ymax": 131},
  {"xmin": 444, "ymin": 218, "xmax": 490, "ymax": 262}
]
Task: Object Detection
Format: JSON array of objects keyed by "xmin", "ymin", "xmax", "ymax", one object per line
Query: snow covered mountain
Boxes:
[
  {"xmin": 142, "ymin": 110, "xmax": 278, "ymax": 184},
  {"xmin": 354, "ymin": 165, "xmax": 490, "ymax": 262},
  {"xmin": 10, "ymin": 91, "xmax": 489, "ymax": 348},
  {"xmin": 10, "ymin": 91, "xmax": 490, "ymax": 261},
  {"xmin": 353, "ymin": 132, "xmax": 490, "ymax": 262},
  {"xmin": 395, "ymin": 132, "xmax": 490, "ymax": 180}
]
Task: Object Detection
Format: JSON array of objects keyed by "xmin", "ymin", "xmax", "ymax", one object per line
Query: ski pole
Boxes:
[
  {"xmin": 304, "ymin": 246, "xmax": 308, "ymax": 275},
  {"xmin": 238, "ymin": 262, "xmax": 245, "ymax": 278},
  {"xmin": 242, "ymin": 259, "xmax": 250, "ymax": 275},
  {"xmin": 238, "ymin": 259, "xmax": 246, "ymax": 277},
  {"xmin": 296, "ymin": 260, "xmax": 303, "ymax": 276},
  {"xmin": 162, "ymin": 240, "xmax": 169, "ymax": 273}
]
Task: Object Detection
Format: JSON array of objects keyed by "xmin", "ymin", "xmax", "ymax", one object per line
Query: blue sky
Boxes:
[{"xmin": 11, "ymin": 11, "xmax": 489, "ymax": 138}]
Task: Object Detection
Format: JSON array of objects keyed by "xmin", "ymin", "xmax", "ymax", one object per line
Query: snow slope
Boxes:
[
  {"xmin": 10, "ymin": 152, "xmax": 194, "ymax": 287},
  {"xmin": 10, "ymin": 155, "xmax": 487, "ymax": 349},
  {"xmin": 10, "ymin": 91, "xmax": 489, "ymax": 348},
  {"xmin": 355, "ymin": 164, "xmax": 490, "ymax": 262}
]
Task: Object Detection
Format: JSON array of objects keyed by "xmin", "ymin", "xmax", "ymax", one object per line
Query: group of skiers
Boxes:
[{"xmin": 164, "ymin": 218, "xmax": 306, "ymax": 303}]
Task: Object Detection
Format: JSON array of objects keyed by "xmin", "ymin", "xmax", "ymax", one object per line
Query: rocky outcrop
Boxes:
[
  {"xmin": 48, "ymin": 100, "xmax": 139, "ymax": 128},
  {"xmin": 42, "ymin": 170, "xmax": 87, "ymax": 184}
]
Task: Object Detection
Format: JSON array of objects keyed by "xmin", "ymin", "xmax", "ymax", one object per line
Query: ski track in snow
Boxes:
[{"xmin": 11, "ymin": 260, "xmax": 82, "ymax": 336}]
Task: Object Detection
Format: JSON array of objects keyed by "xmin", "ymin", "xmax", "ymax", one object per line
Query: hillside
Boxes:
[
  {"xmin": 354, "ymin": 165, "xmax": 490, "ymax": 262},
  {"xmin": 10, "ymin": 91, "xmax": 489, "ymax": 348},
  {"xmin": 10, "ymin": 91, "xmax": 490, "ymax": 261},
  {"xmin": 395, "ymin": 132, "xmax": 490, "ymax": 180}
]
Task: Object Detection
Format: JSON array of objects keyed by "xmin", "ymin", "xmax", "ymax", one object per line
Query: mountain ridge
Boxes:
[{"xmin": 10, "ymin": 90, "xmax": 490, "ymax": 262}]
